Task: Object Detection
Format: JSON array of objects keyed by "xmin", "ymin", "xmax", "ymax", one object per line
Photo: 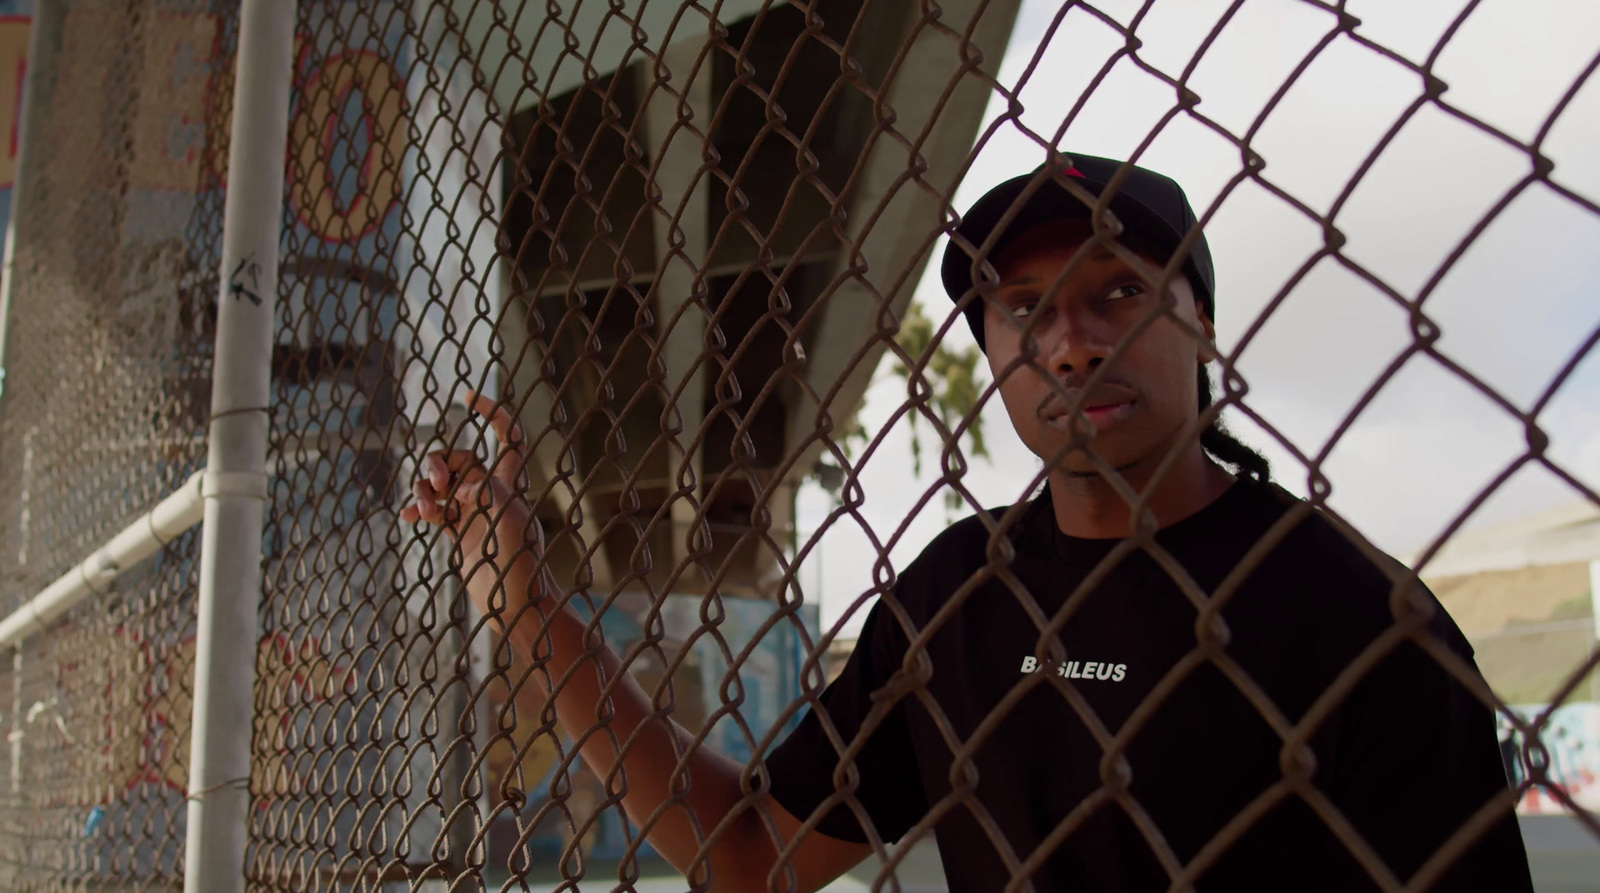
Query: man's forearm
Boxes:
[
  {"xmin": 464, "ymin": 544, "xmax": 784, "ymax": 889},
  {"xmin": 400, "ymin": 398, "xmax": 839, "ymax": 890}
]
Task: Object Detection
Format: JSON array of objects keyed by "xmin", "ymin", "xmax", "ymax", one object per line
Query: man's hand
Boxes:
[{"xmin": 399, "ymin": 389, "xmax": 545, "ymax": 611}]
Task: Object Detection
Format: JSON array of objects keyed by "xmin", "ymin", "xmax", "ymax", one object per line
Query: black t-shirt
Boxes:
[{"xmin": 765, "ymin": 478, "xmax": 1533, "ymax": 891}]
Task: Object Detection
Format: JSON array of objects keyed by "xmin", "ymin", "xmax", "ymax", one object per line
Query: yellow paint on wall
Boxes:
[
  {"xmin": 130, "ymin": 11, "xmax": 218, "ymax": 190},
  {"xmin": 289, "ymin": 49, "xmax": 406, "ymax": 243}
]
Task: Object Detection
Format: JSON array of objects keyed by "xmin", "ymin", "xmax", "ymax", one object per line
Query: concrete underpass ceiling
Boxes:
[
  {"xmin": 451, "ymin": 0, "xmax": 777, "ymax": 117},
  {"xmin": 486, "ymin": 0, "xmax": 1022, "ymax": 594}
]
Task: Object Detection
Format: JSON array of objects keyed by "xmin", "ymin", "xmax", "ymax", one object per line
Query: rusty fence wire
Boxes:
[
  {"xmin": 0, "ymin": 0, "xmax": 224, "ymax": 888},
  {"xmin": 0, "ymin": 0, "xmax": 1594, "ymax": 890}
]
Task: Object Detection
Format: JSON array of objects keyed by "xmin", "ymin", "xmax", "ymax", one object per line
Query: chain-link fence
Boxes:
[
  {"xmin": 0, "ymin": 0, "xmax": 1595, "ymax": 890},
  {"xmin": 0, "ymin": 0, "xmax": 217, "ymax": 887}
]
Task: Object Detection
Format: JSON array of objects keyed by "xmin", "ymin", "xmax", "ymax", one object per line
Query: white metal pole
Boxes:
[
  {"xmin": 0, "ymin": 0, "xmax": 53, "ymax": 407},
  {"xmin": 1589, "ymin": 559, "xmax": 1598, "ymax": 706},
  {"xmin": 182, "ymin": 2, "xmax": 295, "ymax": 892},
  {"xmin": 1, "ymin": 2, "xmax": 57, "ymax": 824},
  {"xmin": 0, "ymin": 469, "xmax": 206, "ymax": 647},
  {"xmin": 7, "ymin": 647, "xmax": 19, "ymax": 796}
]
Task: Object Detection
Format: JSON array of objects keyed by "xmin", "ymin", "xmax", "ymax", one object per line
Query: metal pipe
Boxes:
[
  {"xmin": 182, "ymin": 2, "xmax": 294, "ymax": 891},
  {"xmin": 0, "ymin": 8, "xmax": 54, "ymax": 838},
  {"xmin": 0, "ymin": 0, "xmax": 54, "ymax": 407},
  {"xmin": 2, "ymin": 0, "xmax": 60, "ymax": 582},
  {"xmin": 1590, "ymin": 559, "xmax": 1598, "ymax": 705},
  {"xmin": 0, "ymin": 470, "xmax": 207, "ymax": 648},
  {"xmin": 7, "ymin": 647, "xmax": 19, "ymax": 798}
]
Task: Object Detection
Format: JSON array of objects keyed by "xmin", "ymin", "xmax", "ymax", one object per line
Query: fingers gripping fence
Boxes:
[{"xmin": 0, "ymin": 0, "xmax": 1593, "ymax": 891}]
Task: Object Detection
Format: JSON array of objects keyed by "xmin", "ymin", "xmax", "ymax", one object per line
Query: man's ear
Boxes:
[{"xmin": 1194, "ymin": 298, "xmax": 1219, "ymax": 364}]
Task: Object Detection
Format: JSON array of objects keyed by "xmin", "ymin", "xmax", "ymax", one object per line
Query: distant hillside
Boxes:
[{"xmin": 1412, "ymin": 503, "xmax": 1597, "ymax": 706}]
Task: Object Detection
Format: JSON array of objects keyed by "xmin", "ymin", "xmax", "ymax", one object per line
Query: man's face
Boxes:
[{"xmin": 983, "ymin": 217, "xmax": 1217, "ymax": 477}]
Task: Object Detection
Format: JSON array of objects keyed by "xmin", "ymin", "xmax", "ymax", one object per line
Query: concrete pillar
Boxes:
[
  {"xmin": 638, "ymin": 37, "xmax": 713, "ymax": 581},
  {"xmin": 783, "ymin": 0, "xmax": 1024, "ymax": 476},
  {"xmin": 503, "ymin": 315, "xmax": 615, "ymax": 593},
  {"xmin": 1589, "ymin": 559, "xmax": 1598, "ymax": 705}
]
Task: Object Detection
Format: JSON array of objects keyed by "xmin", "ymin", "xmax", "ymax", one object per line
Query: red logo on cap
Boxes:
[{"xmin": 1063, "ymin": 166, "xmax": 1086, "ymax": 178}]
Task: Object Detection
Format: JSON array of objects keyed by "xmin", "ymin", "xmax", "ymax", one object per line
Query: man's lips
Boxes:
[
  {"xmin": 1082, "ymin": 401, "xmax": 1136, "ymax": 427},
  {"xmin": 1043, "ymin": 398, "xmax": 1138, "ymax": 430}
]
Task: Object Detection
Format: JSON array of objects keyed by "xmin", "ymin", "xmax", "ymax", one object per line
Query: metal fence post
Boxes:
[
  {"xmin": 1590, "ymin": 559, "xmax": 1599, "ymax": 706},
  {"xmin": 6, "ymin": 647, "xmax": 18, "ymax": 796},
  {"xmin": 182, "ymin": 2, "xmax": 295, "ymax": 892},
  {"xmin": 0, "ymin": 0, "xmax": 52, "ymax": 410}
]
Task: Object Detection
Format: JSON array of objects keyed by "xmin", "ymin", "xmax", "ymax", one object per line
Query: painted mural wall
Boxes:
[{"xmin": 2, "ymin": 0, "xmax": 818, "ymax": 874}]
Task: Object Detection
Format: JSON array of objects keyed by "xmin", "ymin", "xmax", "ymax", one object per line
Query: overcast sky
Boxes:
[{"xmin": 794, "ymin": 0, "xmax": 1600, "ymax": 640}]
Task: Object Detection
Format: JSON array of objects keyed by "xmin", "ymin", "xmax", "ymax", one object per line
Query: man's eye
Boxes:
[
  {"xmin": 1010, "ymin": 297, "xmax": 1041, "ymax": 317},
  {"xmin": 1106, "ymin": 284, "xmax": 1144, "ymax": 301}
]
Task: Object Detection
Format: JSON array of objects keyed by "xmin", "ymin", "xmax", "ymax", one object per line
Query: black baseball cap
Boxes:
[{"xmin": 940, "ymin": 153, "xmax": 1215, "ymax": 352}]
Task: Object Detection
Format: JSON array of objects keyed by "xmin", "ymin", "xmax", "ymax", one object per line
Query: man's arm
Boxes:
[{"xmin": 400, "ymin": 390, "xmax": 872, "ymax": 892}]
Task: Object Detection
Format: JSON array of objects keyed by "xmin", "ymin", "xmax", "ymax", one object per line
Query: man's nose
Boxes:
[{"xmin": 1041, "ymin": 309, "xmax": 1112, "ymax": 375}]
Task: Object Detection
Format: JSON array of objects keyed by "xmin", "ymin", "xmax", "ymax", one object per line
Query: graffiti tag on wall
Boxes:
[{"xmin": 1499, "ymin": 702, "xmax": 1600, "ymax": 814}]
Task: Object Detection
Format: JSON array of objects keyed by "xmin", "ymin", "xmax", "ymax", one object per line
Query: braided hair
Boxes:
[{"xmin": 1197, "ymin": 362, "xmax": 1270, "ymax": 482}]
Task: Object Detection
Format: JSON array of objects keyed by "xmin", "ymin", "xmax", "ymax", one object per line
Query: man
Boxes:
[{"xmin": 402, "ymin": 154, "xmax": 1534, "ymax": 891}]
